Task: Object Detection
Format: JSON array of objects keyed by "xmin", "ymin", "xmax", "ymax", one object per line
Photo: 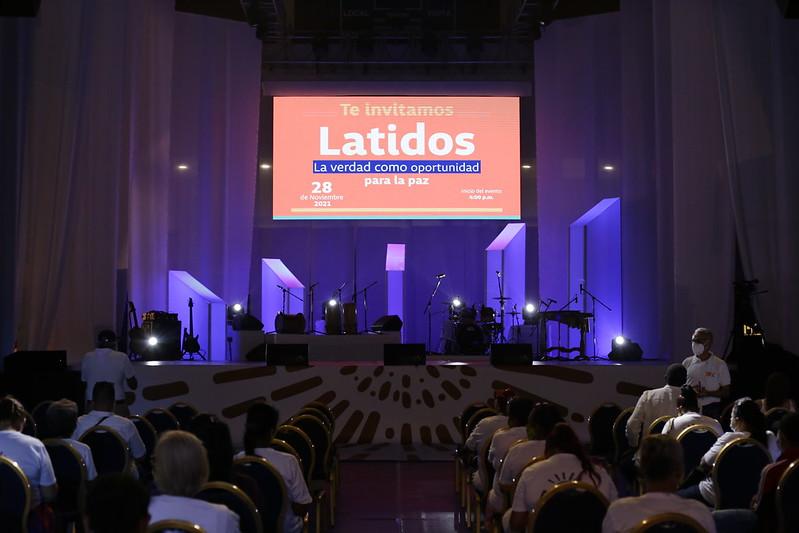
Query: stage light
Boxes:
[
  {"xmin": 602, "ymin": 164, "xmax": 615, "ymax": 171},
  {"xmin": 523, "ymin": 302, "xmax": 537, "ymax": 325},
  {"xmin": 176, "ymin": 164, "xmax": 189, "ymax": 171},
  {"xmin": 328, "ymin": 299, "xmax": 337, "ymax": 307},
  {"xmin": 522, "ymin": 164, "xmax": 532, "ymax": 169},
  {"xmin": 608, "ymin": 336, "xmax": 643, "ymax": 361},
  {"xmin": 260, "ymin": 163, "xmax": 271, "ymax": 170},
  {"xmin": 452, "ymin": 298, "xmax": 463, "ymax": 308},
  {"xmin": 525, "ymin": 303, "xmax": 536, "ymax": 314},
  {"xmin": 147, "ymin": 336, "xmax": 158, "ymax": 347},
  {"xmin": 232, "ymin": 303, "xmax": 243, "ymax": 313}
]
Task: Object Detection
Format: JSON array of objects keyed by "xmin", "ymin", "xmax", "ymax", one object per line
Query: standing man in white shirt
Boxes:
[
  {"xmin": 626, "ymin": 364, "xmax": 687, "ymax": 446},
  {"xmin": 81, "ymin": 330, "xmax": 137, "ymax": 415},
  {"xmin": 682, "ymin": 328, "xmax": 730, "ymax": 420}
]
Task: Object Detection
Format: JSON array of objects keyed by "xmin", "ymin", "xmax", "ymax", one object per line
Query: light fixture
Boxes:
[
  {"xmin": 523, "ymin": 303, "xmax": 537, "ymax": 325},
  {"xmin": 260, "ymin": 163, "xmax": 271, "ymax": 170},
  {"xmin": 452, "ymin": 298, "xmax": 463, "ymax": 308},
  {"xmin": 525, "ymin": 303, "xmax": 536, "ymax": 314},
  {"xmin": 328, "ymin": 299, "xmax": 337, "ymax": 307},
  {"xmin": 176, "ymin": 164, "xmax": 189, "ymax": 171},
  {"xmin": 232, "ymin": 303, "xmax": 243, "ymax": 313},
  {"xmin": 614, "ymin": 335, "xmax": 626, "ymax": 346},
  {"xmin": 602, "ymin": 164, "xmax": 615, "ymax": 171},
  {"xmin": 522, "ymin": 164, "xmax": 532, "ymax": 169},
  {"xmin": 608, "ymin": 336, "xmax": 643, "ymax": 361},
  {"xmin": 147, "ymin": 336, "xmax": 159, "ymax": 347}
]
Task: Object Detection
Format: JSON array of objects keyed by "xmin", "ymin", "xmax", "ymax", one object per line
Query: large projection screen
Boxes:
[{"xmin": 273, "ymin": 96, "xmax": 520, "ymax": 220}]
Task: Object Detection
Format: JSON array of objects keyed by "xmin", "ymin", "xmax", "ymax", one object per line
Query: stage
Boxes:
[{"xmin": 127, "ymin": 357, "xmax": 669, "ymax": 456}]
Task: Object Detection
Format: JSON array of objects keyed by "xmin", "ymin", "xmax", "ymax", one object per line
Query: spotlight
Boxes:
[
  {"xmin": 328, "ymin": 299, "xmax": 337, "ymax": 307},
  {"xmin": 176, "ymin": 164, "xmax": 189, "ymax": 171},
  {"xmin": 608, "ymin": 336, "xmax": 643, "ymax": 361},
  {"xmin": 525, "ymin": 303, "xmax": 536, "ymax": 314},
  {"xmin": 523, "ymin": 303, "xmax": 537, "ymax": 325},
  {"xmin": 602, "ymin": 164, "xmax": 615, "ymax": 171},
  {"xmin": 522, "ymin": 164, "xmax": 532, "ymax": 169},
  {"xmin": 260, "ymin": 163, "xmax": 271, "ymax": 170},
  {"xmin": 232, "ymin": 303, "xmax": 243, "ymax": 313},
  {"xmin": 452, "ymin": 298, "xmax": 463, "ymax": 308},
  {"xmin": 147, "ymin": 336, "xmax": 159, "ymax": 347}
]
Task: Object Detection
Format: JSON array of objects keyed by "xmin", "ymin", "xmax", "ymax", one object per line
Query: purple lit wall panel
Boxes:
[
  {"xmin": 486, "ymin": 223, "xmax": 526, "ymax": 339},
  {"xmin": 167, "ymin": 270, "xmax": 226, "ymax": 361},
  {"xmin": 386, "ymin": 244, "xmax": 405, "ymax": 340},
  {"xmin": 261, "ymin": 259, "xmax": 305, "ymax": 332}
]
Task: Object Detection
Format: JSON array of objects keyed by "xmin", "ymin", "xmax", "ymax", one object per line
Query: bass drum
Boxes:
[{"xmin": 455, "ymin": 323, "xmax": 487, "ymax": 355}]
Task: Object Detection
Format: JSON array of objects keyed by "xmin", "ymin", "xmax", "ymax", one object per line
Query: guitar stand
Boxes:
[{"xmin": 183, "ymin": 349, "xmax": 206, "ymax": 361}]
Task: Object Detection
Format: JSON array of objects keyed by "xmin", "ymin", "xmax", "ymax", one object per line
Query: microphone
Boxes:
[
  {"xmin": 496, "ymin": 270, "xmax": 502, "ymax": 278},
  {"xmin": 434, "ymin": 273, "xmax": 446, "ymax": 279},
  {"xmin": 546, "ymin": 297, "xmax": 558, "ymax": 304},
  {"xmin": 579, "ymin": 282, "xmax": 584, "ymax": 293}
]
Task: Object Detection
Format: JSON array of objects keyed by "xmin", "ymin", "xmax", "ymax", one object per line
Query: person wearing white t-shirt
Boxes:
[
  {"xmin": 0, "ymin": 396, "xmax": 58, "ymax": 510},
  {"xmin": 682, "ymin": 328, "xmax": 730, "ymax": 419},
  {"xmin": 81, "ymin": 330, "xmax": 137, "ymax": 415},
  {"xmin": 72, "ymin": 382, "xmax": 146, "ymax": 464},
  {"xmin": 661, "ymin": 385, "xmax": 723, "ymax": 439},
  {"xmin": 239, "ymin": 402, "xmax": 312, "ymax": 533},
  {"xmin": 506, "ymin": 423, "xmax": 618, "ymax": 532},
  {"xmin": 148, "ymin": 430, "xmax": 240, "ymax": 533},
  {"xmin": 626, "ymin": 364, "xmax": 687, "ymax": 446},
  {"xmin": 603, "ymin": 435, "xmax": 715, "ymax": 533},
  {"xmin": 47, "ymin": 399, "xmax": 98, "ymax": 480}
]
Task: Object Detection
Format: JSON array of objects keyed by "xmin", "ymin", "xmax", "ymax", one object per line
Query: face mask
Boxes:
[{"xmin": 691, "ymin": 342, "xmax": 705, "ymax": 356}]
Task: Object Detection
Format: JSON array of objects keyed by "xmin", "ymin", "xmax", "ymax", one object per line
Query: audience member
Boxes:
[
  {"xmin": 46, "ymin": 399, "xmax": 98, "ymax": 480},
  {"xmin": 72, "ymin": 382, "xmax": 146, "ymax": 470},
  {"xmin": 753, "ymin": 412, "xmax": 799, "ymax": 531},
  {"xmin": 602, "ymin": 435, "xmax": 715, "ymax": 533},
  {"xmin": 464, "ymin": 389, "xmax": 514, "ymax": 456},
  {"xmin": 81, "ymin": 330, "xmax": 137, "ymax": 415},
  {"xmin": 682, "ymin": 328, "xmax": 729, "ymax": 419},
  {"xmin": 83, "ymin": 473, "xmax": 150, "ymax": 533},
  {"xmin": 148, "ymin": 430, "xmax": 240, "ymax": 532},
  {"xmin": 506, "ymin": 423, "xmax": 617, "ymax": 532},
  {"xmin": 626, "ymin": 364, "xmax": 687, "ymax": 446},
  {"xmin": 238, "ymin": 402, "xmax": 312, "ymax": 533},
  {"xmin": 661, "ymin": 386, "xmax": 723, "ymax": 438},
  {"xmin": 679, "ymin": 398, "xmax": 769, "ymax": 506},
  {"xmin": 756, "ymin": 372, "xmax": 796, "ymax": 413},
  {"xmin": 485, "ymin": 403, "xmax": 563, "ymax": 525}
]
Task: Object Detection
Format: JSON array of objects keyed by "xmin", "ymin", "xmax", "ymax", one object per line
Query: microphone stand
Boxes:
[
  {"xmin": 357, "ymin": 281, "xmax": 378, "ymax": 333},
  {"xmin": 424, "ymin": 277, "xmax": 444, "ymax": 355},
  {"xmin": 495, "ymin": 271, "xmax": 507, "ymax": 344},
  {"xmin": 579, "ymin": 284, "xmax": 612, "ymax": 360},
  {"xmin": 276, "ymin": 284, "xmax": 304, "ymax": 314},
  {"xmin": 306, "ymin": 282, "xmax": 319, "ymax": 334}
]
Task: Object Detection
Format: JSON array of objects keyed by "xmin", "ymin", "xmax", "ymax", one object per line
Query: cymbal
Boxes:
[
  {"xmin": 507, "ymin": 311, "xmax": 521, "ymax": 317},
  {"xmin": 492, "ymin": 296, "xmax": 512, "ymax": 301}
]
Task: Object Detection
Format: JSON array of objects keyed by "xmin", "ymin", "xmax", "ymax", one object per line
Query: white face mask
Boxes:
[{"xmin": 691, "ymin": 341, "xmax": 705, "ymax": 356}]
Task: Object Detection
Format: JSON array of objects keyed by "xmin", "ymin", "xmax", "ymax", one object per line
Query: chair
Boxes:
[
  {"xmin": 31, "ymin": 400, "xmax": 54, "ymax": 438},
  {"xmin": 467, "ymin": 427, "xmax": 501, "ymax": 533},
  {"xmin": 144, "ymin": 408, "xmax": 180, "ymax": 434},
  {"xmin": 676, "ymin": 425, "xmax": 719, "ymax": 482},
  {"xmin": 167, "ymin": 402, "xmax": 199, "ymax": 429},
  {"xmin": 589, "ymin": 403, "xmax": 622, "ymax": 460},
  {"xmin": 765, "ymin": 407, "xmax": 790, "ymax": 434},
  {"xmin": 458, "ymin": 407, "xmax": 499, "ymax": 516},
  {"xmin": 22, "ymin": 412, "xmax": 37, "ymax": 438},
  {"xmin": 232, "ymin": 456, "xmax": 290, "ymax": 533},
  {"xmin": 500, "ymin": 455, "xmax": 544, "ymax": 512},
  {"xmin": 712, "ymin": 437, "xmax": 771, "ymax": 509},
  {"xmin": 632, "ymin": 512, "xmax": 708, "ymax": 533},
  {"xmin": 288, "ymin": 414, "xmax": 337, "ymax": 528},
  {"xmin": 130, "ymin": 415, "xmax": 158, "ymax": 458},
  {"xmin": 528, "ymin": 480, "xmax": 609, "ymax": 533},
  {"xmin": 0, "ymin": 455, "xmax": 32, "ymax": 533},
  {"xmin": 460, "ymin": 402, "xmax": 489, "ymax": 441},
  {"xmin": 196, "ymin": 481, "xmax": 263, "ymax": 533},
  {"xmin": 304, "ymin": 402, "xmax": 336, "ymax": 431},
  {"xmin": 648, "ymin": 416, "xmax": 673, "ymax": 435},
  {"xmin": 270, "ymin": 439, "xmax": 303, "ymax": 470},
  {"xmin": 275, "ymin": 425, "xmax": 316, "ymax": 484},
  {"xmin": 612, "ymin": 407, "xmax": 635, "ymax": 463},
  {"xmin": 777, "ymin": 459, "xmax": 799, "ymax": 533},
  {"xmin": 44, "ymin": 438, "xmax": 88, "ymax": 533},
  {"xmin": 147, "ymin": 519, "xmax": 206, "ymax": 532},
  {"xmin": 79, "ymin": 425, "xmax": 130, "ymax": 475},
  {"xmin": 294, "ymin": 407, "xmax": 332, "ymax": 432}
]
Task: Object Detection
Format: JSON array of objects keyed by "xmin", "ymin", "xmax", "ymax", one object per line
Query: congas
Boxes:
[
  {"xmin": 343, "ymin": 303, "xmax": 357, "ymax": 334},
  {"xmin": 275, "ymin": 313, "xmax": 306, "ymax": 334},
  {"xmin": 324, "ymin": 303, "xmax": 341, "ymax": 335}
]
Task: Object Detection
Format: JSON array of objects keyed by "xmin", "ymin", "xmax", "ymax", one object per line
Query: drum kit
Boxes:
[{"xmin": 442, "ymin": 296, "xmax": 509, "ymax": 355}]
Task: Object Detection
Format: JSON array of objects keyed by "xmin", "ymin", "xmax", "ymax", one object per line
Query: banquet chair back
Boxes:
[
  {"xmin": 777, "ymin": 459, "xmax": 799, "ymax": 533},
  {"xmin": 589, "ymin": 403, "xmax": 622, "ymax": 459},
  {"xmin": 143, "ymin": 408, "xmax": 180, "ymax": 434},
  {"xmin": 31, "ymin": 400, "xmax": 53, "ymax": 438},
  {"xmin": 167, "ymin": 402, "xmax": 199, "ymax": 429},
  {"xmin": 648, "ymin": 416, "xmax": 673, "ymax": 436},
  {"xmin": 196, "ymin": 481, "xmax": 263, "ymax": 533},
  {"xmin": 529, "ymin": 480, "xmax": 609, "ymax": 533},
  {"xmin": 233, "ymin": 456, "xmax": 289, "ymax": 533},
  {"xmin": 0, "ymin": 455, "xmax": 31, "ymax": 533},
  {"xmin": 631, "ymin": 512, "xmax": 708, "ymax": 533},
  {"xmin": 712, "ymin": 437, "xmax": 771, "ymax": 509},
  {"xmin": 676, "ymin": 425, "xmax": 719, "ymax": 482},
  {"xmin": 275, "ymin": 425, "xmax": 316, "ymax": 483},
  {"xmin": 289, "ymin": 414, "xmax": 331, "ymax": 479},
  {"xmin": 147, "ymin": 519, "xmax": 206, "ymax": 532},
  {"xmin": 765, "ymin": 407, "xmax": 790, "ymax": 434},
  {"xmin": 613, "ymin": 407, "xmax": 635, "ymax": 462},
  {"xmin": 44, "ymin": 438, "xmax": 87, "ymax": 530},
  {"xmin": 79, "ymin": 425, "xmax": 130, "ymax": 475}
]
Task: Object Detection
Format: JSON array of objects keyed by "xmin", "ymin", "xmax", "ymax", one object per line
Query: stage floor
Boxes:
[{"xmin": 128, "ymin": 357, "xmax": 668, "ymax": 447}]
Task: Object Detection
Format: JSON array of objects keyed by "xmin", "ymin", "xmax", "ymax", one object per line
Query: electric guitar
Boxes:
[
  {"xmin": 128, "ymin": 301, "xmax": 147, "ymax": 356},
  {"xmin": 182, "ymin": 298, "xmax": 201, "ymax": 355}
]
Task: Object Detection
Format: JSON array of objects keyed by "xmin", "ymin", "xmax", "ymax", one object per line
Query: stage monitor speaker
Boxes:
[
  {"xmin": 142, "ymin": 319, "xmax": 182, "ymax": 360},
  {"xmin": 275, "ymin": 313, "xmax": 305, "ymax": 334},
  {"xmin": 490, "ymin": 344, "xmax": 533, "ymax": 366},
  {"xmin": 371, "ymin": 315, "xmax": 403, "ymax": 333},
  {"xmin": 3, "ymin": 350, "xmax": 67, "ymax": 374},
  {"xmin": 608, "ymin": 341, "xmax": 643, "ymax": 362},
  {"xmin": 776, "ymin": 0, "xmax": 799, "ymax": 17},
  {"xmin": 266, "ymin": 344, "xmax": 309, "ymax": 366},
  {"xmin": 383, "ymin": 344, "xmax": 426, "ymax": 366}
]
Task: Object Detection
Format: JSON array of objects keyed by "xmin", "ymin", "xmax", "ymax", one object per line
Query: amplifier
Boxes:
[
  {"xmin": 266, "ymin": 344, "xmax": 309, "ymax": 366},
  {"xmin": 142, "ymin": 319, "xmax": 182, "ymax": 360},
  {"xmin": 383, "ymin": 343, "xmax": 426, "ymax": 366},
  {"xmin": 490, "ymin": 344, "xmax": 533, "ymax": 366},
  {"xmin": 143, "ymin": 310, "xmax": 178, "ymax": 322}
]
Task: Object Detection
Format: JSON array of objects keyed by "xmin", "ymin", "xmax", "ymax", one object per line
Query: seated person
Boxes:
[
  {"xmin": 0, "ymin": 396, "xmax": 58, "ymax": 516},
  {"xmin": 72, "ymin": 382, "xmax": 146, "ymax": 470},
  {"xmin": 756, "ymin": 372, "xmax": 796, "ymax": 413},
  {"xmin": 678, "ymin": 398, "xmax": 769, "ymax": 506},
  {"xmin": 602, "ymin": 435, "xmax": 715, "ymax": 532},
  {"xmin": 465, "ymin": 389, "xmax": 514, "ymax": 493},
  {"xmin": 148, "ymin": 430, "xmax": 240, "ymax": 532},
  {"xmin": 237, "ymin": 402, "xmax": 312, "ymax": 533},
  {"xmin": 483, "ymin": 397, "xmax": 535, "ymax": 497},
  {"xmin": 661, "ymin": 386, "xmax": 723, "ymax": 438},
  {"xmin": 485, "ymin": 403, "xmax": 563, "ymax": 524},
  {"xmin": 753, "ymin": 412, "xmax": 799, "ymax": 531},
  {"xmin": 506, "ymin": 423, "xmax": 618, "ymax": 532},
  {"xmin": 626, "ymin": 364, "xmax": 687, "ymax": 446},
  {"xmin": 47, "ymin": 399, "xmax": 98, "ymax": 480},
  {"xmin": 84, "ymin": 473, "xmax": 150, "ymax": 533}
]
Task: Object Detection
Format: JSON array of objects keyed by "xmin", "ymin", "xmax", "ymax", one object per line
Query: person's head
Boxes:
[
  {"xmin": 188, "ymin": 413, "xmax": 234, "ymax": 482},
  {"xmin": 0, "ymin": 396, "xmax": 26, "ymax": 431},
  {"xmin": 677, "ymin": 385, "xmax": 699, "ymax": 414},
  {"xmin": 243, "ymin": 402, "xmax": 279, "ymax": 455},
  {"xmin": 731, "ymin": 398, "xmax": 767, "ymax": 446},
  {"xmin": 636, "ymin": 435, "xmax": 683, "ymax": 491},
  {"xmin": 507, "ymin": 397, "xmax": 535, "ymax": 427},
  {"xmin": 92, "ymin": 382, "xmax": 115, "ymax": 411},
  {"xmin": 765, "ymin": 372, "xmax": 792, "ymax": 410},
  {"xmin": 527, "ymin": 403, "xmax": 564, "ymax": 441},
  {"xmin": 545, "ymin": 423, "xmax": 600, "ymax": 486},
  {"xmin": 691, "ymin": 328, "xmax": 713, "ymax": 358},
  {"xmin": 47, "ymin": 399, "xmax": 79, "ymax": 439},
  {"xmin": 84, "ymin": 473, "xmax": 150, "ymax": 533},
  {"xmin": 778, "ymin": 412, "xmax": 799, "ymax": 452},
  {"xmin": 153, "ymin": 430, "xmax": 209, "ymax": 497},
  {"xmin": 493, "ymin": 388, "xmax": 516, "ymax": 415},
  {"xmin": 665, "ymin": 364, "xmax": 687, "ymax": 387},
  {"xmin": 97, "ymin": 330, "xmax": 117, "ymax": 349}
]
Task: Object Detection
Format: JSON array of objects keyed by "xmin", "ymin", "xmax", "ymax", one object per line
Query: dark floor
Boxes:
[{"xmin": 332, "ymin": 461, "xmax": 470, "ymax": 532}]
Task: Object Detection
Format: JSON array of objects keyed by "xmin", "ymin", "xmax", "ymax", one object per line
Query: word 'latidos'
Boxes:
[{"xmin": 320, "ymin": 122, "xmax": 475, "ymax": 156}]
